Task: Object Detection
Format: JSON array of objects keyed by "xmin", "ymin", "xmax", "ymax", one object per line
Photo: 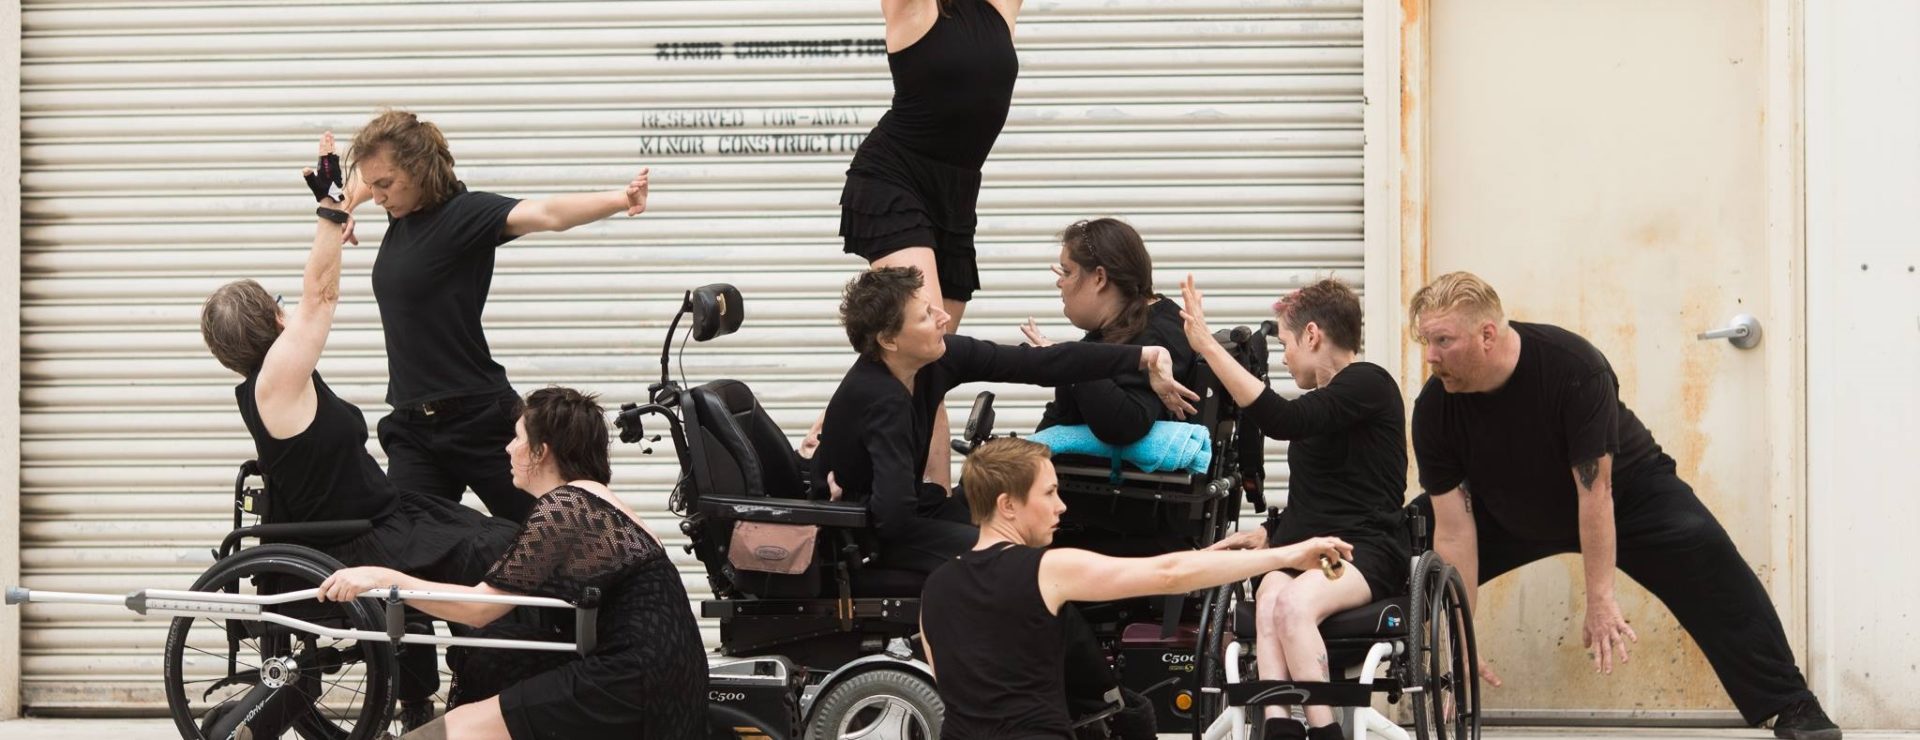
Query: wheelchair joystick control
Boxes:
[{"xmin": 1319, "ymin": 555, "xmax": 1344, "ymax": 581}]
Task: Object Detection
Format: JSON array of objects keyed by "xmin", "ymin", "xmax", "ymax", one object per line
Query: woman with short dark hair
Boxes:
[
  {"xmin": 321, "ymin": 386, "xmax": 707, "ymax": 740},
  {"xmin": 1185, "ymin": 275, "xmax": 1408, "ymax": 740},
  {"xmin": 812, "ymin": 266, "xmax": 1199, "ymax": 574}
]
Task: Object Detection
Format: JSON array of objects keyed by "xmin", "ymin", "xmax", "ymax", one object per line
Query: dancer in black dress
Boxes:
[
  {"xmin": 817, "ymin": 0, "xmax": 1023, "ymax": 488},
  {"xmin": 321, "ymin": 387, "xmax": 706, "ymax": 739}
]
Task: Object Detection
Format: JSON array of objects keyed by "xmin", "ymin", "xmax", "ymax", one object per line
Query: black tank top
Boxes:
[
  {"xmin": 236, "ymin": 372, "xmax": 399, "ymax": 538},
  {"xmin": 921, "ymin": 542, "xmax": 1070, "ymax": 739},
  {"xmin": 876, "ymin": 0, "xmax": 1019, "ymax": 169}
]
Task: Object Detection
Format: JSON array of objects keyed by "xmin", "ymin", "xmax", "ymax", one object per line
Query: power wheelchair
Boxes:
[
  {"xmin": 953, "ymin": 321, "xmax": 1278, "ymax": 737},
  {"xmin": 608, "ymin": 284, "xmax": 1281, "ymax": 738}
]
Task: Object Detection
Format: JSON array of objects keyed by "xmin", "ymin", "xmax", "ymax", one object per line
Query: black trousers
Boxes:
[
  {"xmin": 1419, "ymin": 467, "xmax": 1813, "ymax": 725},
  {"xmin": 873, "ymin": 494, "xmax": 979, "ymax": 574},
  {"xmin": 378, "ymin": 389, "xmax": 533, "ymax": 524}
]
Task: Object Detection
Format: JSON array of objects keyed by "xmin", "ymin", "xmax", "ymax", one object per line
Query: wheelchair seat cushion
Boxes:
[{"xmin": 1232, "ymin": 595, "xmax": 1409, "ymax": 641}]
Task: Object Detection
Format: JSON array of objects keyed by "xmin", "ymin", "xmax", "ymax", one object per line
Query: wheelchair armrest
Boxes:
[
  {"xmin": 698, "ymin": 495, "xmax": 869, "ymax": 529},
  {"xmin": 220, "ymin": 520, "xmax": 374, "ymax": 559}
]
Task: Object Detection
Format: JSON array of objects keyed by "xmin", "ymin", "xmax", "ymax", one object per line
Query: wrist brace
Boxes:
[{"xmin": 305, "ymin": 153, "xmax": 346, "ymax": 203}]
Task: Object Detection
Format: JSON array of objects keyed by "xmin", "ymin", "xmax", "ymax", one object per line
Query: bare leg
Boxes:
[
  {"xmin": 870, "ymin": 247, "xmax": 960, "ymax": 488},
  {"xmin": 1253, "ymin": 572, "xmax": 1297, "ymax": 722},
  {"xmin": 1271, "ymin": 562, "xmax": 1374, "ymax": 728},
  {"xmin": 435, "ymin": 696, "xmax": 510, "ymax": 740}
]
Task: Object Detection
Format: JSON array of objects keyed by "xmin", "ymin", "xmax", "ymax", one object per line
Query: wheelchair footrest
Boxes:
[{"xmin": 1222, "ymin": 678, "xmax": 1401, "ymax": 708}]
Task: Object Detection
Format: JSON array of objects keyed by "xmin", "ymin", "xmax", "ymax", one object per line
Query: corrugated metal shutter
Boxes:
[{"xmin": 18, "ymin": 0, "xmax": 1364, "ymax": 710}]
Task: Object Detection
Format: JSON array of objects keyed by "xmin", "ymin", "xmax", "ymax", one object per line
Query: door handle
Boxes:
[{"xmin": 1696, "ymin": 313, "xmax": 1763, "ymax": 350}]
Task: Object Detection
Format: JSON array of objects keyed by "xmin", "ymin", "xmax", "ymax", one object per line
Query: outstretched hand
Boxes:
[
  {"xmin": 316, "ymin": 566, "xmax": 402, "ymax": 603},
  {"xmin": 625, "ymin": 167, "xmax": 651, "ymax": 216},
  {"xmin": 1019, "ymin": 317, "xmax": 1054, "ymax": 348}
]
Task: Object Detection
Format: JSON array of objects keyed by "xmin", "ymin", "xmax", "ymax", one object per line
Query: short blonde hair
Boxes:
[
  {"xmin": 960, "ymin": 437, "xmax": 1053, "ymax": 525},
  {"xmin": 1408, "ymin": 271, "xmax": 1506, "ymax": 330}
]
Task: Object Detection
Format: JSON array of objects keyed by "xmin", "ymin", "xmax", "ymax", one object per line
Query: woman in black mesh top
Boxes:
[{"xmin": 320, "ymin": 387, "xmax": 705, "ymax": 740}]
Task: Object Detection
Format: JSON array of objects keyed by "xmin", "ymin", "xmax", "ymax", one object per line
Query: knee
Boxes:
[{"xmin": 1271, "ymin": 592, "xmax": 1321, "ymax": 633}]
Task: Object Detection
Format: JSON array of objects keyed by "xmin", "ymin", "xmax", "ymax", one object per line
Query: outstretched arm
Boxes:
[
  {"xmin": 503, "ymin": 168, "xmax": 649, "ymax": 237},
  {"xmin": 317, "ymin": 566, "xmax": 517, "ymax": 628},
  {"xmin": 1038, "ymin": 537, "xmax": 1351, "ymax": 614},
  {"xmin": 255, "ymin": 132, "xmax": 350, "ymax": 437}
]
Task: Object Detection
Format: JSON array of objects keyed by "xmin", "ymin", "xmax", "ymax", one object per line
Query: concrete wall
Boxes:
[{"xmin": 1805, "ymin": 0, "xmax": 1920, "ymax": 727}]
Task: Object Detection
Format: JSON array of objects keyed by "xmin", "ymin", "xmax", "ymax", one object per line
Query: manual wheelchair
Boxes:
[
  {"xmin": 1188, "ymin": 512, "xmax": 1481, "ymax": 740},
  {"xmin": 6, "ymin": 459, "xmax": 603, "ymax": 740}
]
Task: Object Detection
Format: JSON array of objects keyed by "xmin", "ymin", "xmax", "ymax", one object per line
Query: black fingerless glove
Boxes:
[{"xmin": 305, "ymin": 153, "xmax": 345, "ymax": 203}]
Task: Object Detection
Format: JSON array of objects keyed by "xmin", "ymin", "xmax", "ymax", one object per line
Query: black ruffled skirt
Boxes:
[{"xmin": 839, "ymin": 129, "xmax": 984, "ymax": 302}]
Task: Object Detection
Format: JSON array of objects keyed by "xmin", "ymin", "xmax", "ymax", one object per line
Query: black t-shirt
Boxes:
[
  {"xmin": 372, "ymin": 188, "xmax": 521, "ymax": 407},
  {"xmin": 1411, "ymin": 321, "xmax": 1670, "ymax": 543},
  {"xmin": 1248, "ymin": 363, "xmax": 1408, "ymax": 548},
  {"xmin": 922, "ymin": 542, "xmax": 1071, "ymax": 740},
  {"xmin": 1037, "ymin": 298, "xmax": 1196, "ymax": 445},
  {"xmin": 812, "ymin": 335, "xmax": 1138, "ymax": 542}
]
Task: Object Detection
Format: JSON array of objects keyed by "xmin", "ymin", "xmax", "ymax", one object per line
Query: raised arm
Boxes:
[
  {"xmin": 1039, "ymin": 537, "xmax": 1351, "ymax": 614},
  {"xmin": 1180, "ymin": 274, "xmax": 1380, "ymax": 440},
  {"xmin": 255, "ymin": 132, "xmax": 350, "ymax": 437},
  {"xmin": 502, "ymin": 168, "xmax": 650, "ymax": 237}
]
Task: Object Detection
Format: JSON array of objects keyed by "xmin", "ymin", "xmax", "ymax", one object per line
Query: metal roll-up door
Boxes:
[{"xmin": 18, "ymin": 0, "xmax": 1364, "ymax": 710}]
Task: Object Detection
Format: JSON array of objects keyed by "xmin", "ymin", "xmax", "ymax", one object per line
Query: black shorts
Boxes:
[
  {"xmin": 1276, "ymin": 532, "xmax": 1409, "ymax": 602},
  {"xmin": 840, "ymin": 130, "xmax": 983, "ymax": 303}
]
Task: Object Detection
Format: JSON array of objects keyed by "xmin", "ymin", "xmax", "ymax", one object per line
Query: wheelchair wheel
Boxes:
[
  {"xmin": 804, "ymin": 668, "xmax": 942, "ymax": 740},
  {"xmin": 1189, "ymin": 582, "xmax": 1238, "ymax": 739},
  {"xmin": 1408, "ymin": 555, "xmax": 1479, "ymax": 740},
  {"xmin": 163, "ymin": 544, "xmax": 395, "ymax": 740}
]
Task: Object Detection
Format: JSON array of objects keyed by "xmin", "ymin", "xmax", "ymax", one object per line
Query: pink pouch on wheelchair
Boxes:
[{"xmin": 728, "ymin": 522, "xmax": 818, "ymax": 575}]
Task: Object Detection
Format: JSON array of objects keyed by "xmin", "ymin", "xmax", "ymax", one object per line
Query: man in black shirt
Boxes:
[{"xmin": 1408, "ymin": 272, "xmax": 1838, "ymax": 740}]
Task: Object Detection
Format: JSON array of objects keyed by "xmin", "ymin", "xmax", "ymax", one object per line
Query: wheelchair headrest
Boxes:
[{"xmin": 687, "ymin": 284, "xmax": 744, "ymax": 342}]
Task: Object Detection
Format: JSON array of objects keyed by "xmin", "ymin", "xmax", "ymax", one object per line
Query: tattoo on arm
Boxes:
[{"xmin": 1576, "ymin": 458, "xmax": 1602, "ymax": 490}]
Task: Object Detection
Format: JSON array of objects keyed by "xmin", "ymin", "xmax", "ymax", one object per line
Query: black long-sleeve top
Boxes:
[
  {"xmin": 813, "ymin": 335, "xmax": 1142, "ymax": 543},
  {"xmin": 1036, "ymin": 299, "xmax": 1195, "ymax": 445},
  {"xmin": 1247, "ymin": 362, "xmax": 1409, "ymax": 547}
]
